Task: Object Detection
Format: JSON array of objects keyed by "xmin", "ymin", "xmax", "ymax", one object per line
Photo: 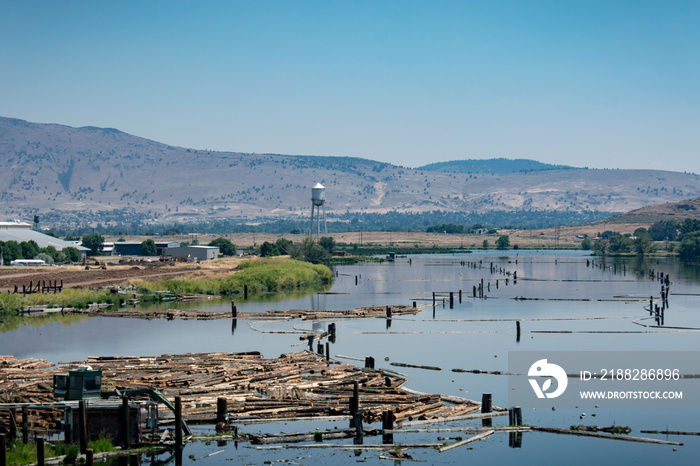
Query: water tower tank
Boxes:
[{"xmin": 311, "ymin": 183, "xmax": 325, "ymax": 206}]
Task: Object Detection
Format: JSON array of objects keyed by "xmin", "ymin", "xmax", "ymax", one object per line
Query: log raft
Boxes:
[{"xmin": 0, "ymin": 350, "xmax": 479, "ymax": 436}]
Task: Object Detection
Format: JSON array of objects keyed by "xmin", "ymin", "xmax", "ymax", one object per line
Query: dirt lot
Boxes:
[{"xmin": 0, "ymin": 257, "xmax": 248, "ymax": 293}]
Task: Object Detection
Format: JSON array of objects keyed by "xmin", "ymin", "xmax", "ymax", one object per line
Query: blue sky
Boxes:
[{"xmin": 2, "ymin": 1, "xmax": 699, "ymax": 173}]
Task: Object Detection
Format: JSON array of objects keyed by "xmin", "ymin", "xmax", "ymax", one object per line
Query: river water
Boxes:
[{"xmin": 2, "ymin": 250, "xmax": 699, "ymax": 465}]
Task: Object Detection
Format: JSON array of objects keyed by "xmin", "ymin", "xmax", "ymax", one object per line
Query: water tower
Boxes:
[{"xmin": 309, "ymin": 183, "xmax": 328, "ymax": 240}]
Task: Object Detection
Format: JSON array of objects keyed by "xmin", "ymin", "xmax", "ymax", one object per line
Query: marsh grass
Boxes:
[{"xmin": 138, "ymin": 258, "xmax": 333, "ymax": 296}]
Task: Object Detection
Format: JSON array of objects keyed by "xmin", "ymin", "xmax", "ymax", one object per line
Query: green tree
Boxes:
[
  {"xmin": 632, "ymin": 233, "xmax": 654, "ymax": 257},
  {"xmin": 62, "ymin": 247, "xmax": 82, "ymax": 263},
  {"xmin": 39, "ymin": 245, "xmax": 64, "ymax": 263},
  {"xmin": 260, "ymin": 241, "xmax": 279, "ymax": 257},
  {"xmin": 482, "ymin": 239, "xmax": 489, "ymax": 249},
  {"xmin": 1, "ymin": 241, "xmax": 21, "ymax": 264},
  {"xmin": 495, "ymin": 235, "xmax": 510, "ymax": 250},
  {"xmin": 593, "ymin": 238, "xmax": 609, "ymax": 256},
  {"xmin": 275, "ymin": 238, "xmax": 294, "ymax": 255},
  {"xmin": 581, "ymin": 238, "xmax": 592, "ymax": 250},
  {"xmin": 20, "ymin": 240, "xmax": 40, "ymax": 260},
  {"xmin": 319, "ymin": 236, "xmax": 336, "ymax": 254},
  {"xmin": 34, "ymin": 252, "xmax": 54, "ymax": 265},
  {"xmin": 679, "ymin": 231, "xmax": 700, "ymax": 263},
  {"xmin": 81, "ymin": 235, "xmax": 104, "ymax": 255},
  {"xmin": 141, "ymin": 239, "xmax": 158, "ymax": 256},
  {"xmin": 208, "ymin": 238, "xmax": 237, "ymax": 256},
  {"xmin": 608, "ymin": 234, "xmax": 632, "ymax": 253}
]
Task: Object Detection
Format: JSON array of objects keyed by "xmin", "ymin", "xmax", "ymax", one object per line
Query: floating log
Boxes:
[{"xmin": 439, "ymin": 429, "xmax": 495, "ymax": 452}]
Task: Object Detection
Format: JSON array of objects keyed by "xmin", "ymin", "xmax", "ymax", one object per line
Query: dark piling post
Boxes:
[
  {"xmin": 508, "ymin": 407, "xmax": 515, "ymax": 426},
  {"xmin": 325, "ymin": 342, "xmax": 330, "ymax": 361},
  {"xmin": 243, "ymin": 285, "xmax": 248, "ymax": 299},
  {"xmin": 79, "ymin": 401, "xmax": 87, "ymax": 454},
  {"xmin": 231, "ymin": 300, "xmax": 237, "ymax": 318},
  {"xmin": 217, "ymin": 397, "xmax": 228, "ymax": 424},
  {"xmin": 458, "ymin": 290, "xmax": 462, "ymax": 303},
  {"xmin": 353, "ymin": 412, "xmax": 363, "ymax": 439},
  {"xmin": 37, "ymin": 437, "xmax": 45, "ymax": 466},
  {"xmin": 175, "ymin": 396, "xmax": 183, "ymax": 447},
  {"xmin": 432, "ymin": 292, "xmax": 436, "ymax": 307},
  {"xmin": 355, "ymin": 275, "xmax": 358, "ymax": 285},
  {"xmin": 473, "ymin": 286, "xmax": 477, "ymax": 298},
  {"xmin": 516, "ymin": 321, "xmax": 521, "ymax": 342},
  {"xmin": 480, "ymin": 278, "xmax": 484, "ymax": 298},
  {"xmin": 514, "ymin": 406, "xmax": 522, "ymax": 425},
  {"xmin": 449, "ymin": 292, "xmax": 454, "ymax": 309},
  {"xmin": 481, "ymin": 393, "xmax": 492, "ymax": 413},
  {"xmin": 86, "ymin": 449, "xmax": 94, "ymax": 466},
  {"xmin": 307, "ymin": 335, "xmax": 314, "ymax": 352},
  {"xmin": 317, "ymin": 342, "xmax": 324, "ymax": 355},
  {"xmin": 349, "ymin": 381, "xmax": 359, "ymax": 415},
  {"xmin": 413, "ymin": 301, "xmax": 417, "ymax": 308},
  {"xmin": 365, "ymin": 356, "xmax": 375, "ymax": 369},
  {"xmin": 385, "ymin": 305, "xmax": 392, "ymax": 318},
  {"xmin": 0, "ymin": 434, "xmax": 5, "ymax": 466},
  {"xmin": 129, "ymin": 454, "xmax": 138, "ymax": 466},
  {"xmin": 121, "ymin": 396, "xmax": 131, "ymax": 449},
  {"xmin": 22, "ymin": 406, "xmax": 29, "ymax": 444},
  {"xmin": 8, "ymin": 409, "xmax": 16, "ymax": 441},
  {"xmin": 382, "ymin": 410, "xmax": 394, "ymax": 445}
]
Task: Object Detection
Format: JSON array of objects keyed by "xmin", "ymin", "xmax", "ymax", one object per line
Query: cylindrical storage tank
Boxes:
[{"xmin": 311, "ymin": 183, "xmax": 325, "ymax": 206}]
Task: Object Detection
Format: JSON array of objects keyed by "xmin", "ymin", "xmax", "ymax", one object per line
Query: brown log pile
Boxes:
[
  {"xmin": 65, "ymin": 304, "xmax": 419, "ymax": 320},
  {"xmin": 0, "ymin": 350, "xmax": 479, "ymax": 435}
]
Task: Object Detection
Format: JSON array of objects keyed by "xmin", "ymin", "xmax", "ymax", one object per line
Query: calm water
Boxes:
[{"xmin": 2, "ymin": 250, "xmax": 699, "ymax": 465}]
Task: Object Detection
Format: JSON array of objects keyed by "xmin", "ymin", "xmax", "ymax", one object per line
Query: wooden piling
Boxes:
[
  {"xmin": 516, "ymin": 321, "xmax": 521, "ymax": 342},
  {"xmin": 382, "ymin": 410, "xmax": 394, "ymax": 444},
  {"xmin": 514, "ymin": 406, "xmax": 522, "ymax": 426},
  {"xmin": 121, "ymin": 396, "xmax": 131, "ymax": 449},
  {"xmin": 325, "ymin": 342, "xmax": 330, "ymax": 361},
  {"xmin": 8, "ymin": 409, "xmax": 16, "ymax": 441},
  {"xmin": 175, "ymin": 396, "xmax": 183, "ymax": 447},
  {"xmin": 349, "ymin": 381, "xmax": 359, "ymax": 415},
  {"xmin": 37, "ymin": 437, "xmax": 45, "ymax": 466},
  {"xmin": 217, "ymin": 397, "xmax": 228, "ymax": 423},
  {"xmin": 22, "ymin": 406, "xmax": 28, "ymax": 444},
  {"xmin": 449, "ymin": 292, "xmax": 454, "ymax": 309},
  {"xmin": 231, "ymin": 300, "xmax": 237, "ymax": 318},
  {"xmin": 458, "ymin": 290, "xmax": 462, "ymax": 303},
  {"xmin": 386, "ymin": 305, "xmax": 392, "ymax": 318},
  {"xmin": 79, "ymin": 401, "xmax": 87, "ymax": 454},
  {"xmin": 86, "ymin": 449, "xmax": 94, "ymax": 466},
  {"xmin": 365, "ymin": 356, "xmax": 375, "ymax": 369},
  {"xmin": 243, "ymin": 285, "xmax": 248, "ymax": 300},
  {"xmin": 481, "ymin": 393, "xmax": 492, "ymax": 413}
]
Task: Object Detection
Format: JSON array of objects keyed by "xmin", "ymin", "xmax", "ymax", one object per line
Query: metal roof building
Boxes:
[{"xmin": 0, "ymin": 220, "xmax": 89, "ymax": 253}]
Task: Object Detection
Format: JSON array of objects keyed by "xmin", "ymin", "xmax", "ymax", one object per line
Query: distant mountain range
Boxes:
[{"xmin": 2, "ymin": 116, "xmax": 700, "ymax": 231}]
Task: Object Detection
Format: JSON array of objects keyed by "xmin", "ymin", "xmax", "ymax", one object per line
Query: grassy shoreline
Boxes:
[{"xmin": 0, "ymin": 258, "xmax": 333, "ymax": 315}]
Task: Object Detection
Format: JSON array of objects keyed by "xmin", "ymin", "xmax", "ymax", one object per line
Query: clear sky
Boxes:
[{"xmin": 2, "ymin": 1, "xmax": 699, "ymax": 173}]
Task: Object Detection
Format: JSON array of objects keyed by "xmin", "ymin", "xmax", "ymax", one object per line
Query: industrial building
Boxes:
[
  {"xmin": 112, "ymin": 241, "xmax": 180, "ymax": 256},
  {"xmin": 0, "ymin": 220, "xmax": 89, "ymax": 256},
  {"xmin": 164, "ymin": 245, "xmax": 220, "ymax": 261}
]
